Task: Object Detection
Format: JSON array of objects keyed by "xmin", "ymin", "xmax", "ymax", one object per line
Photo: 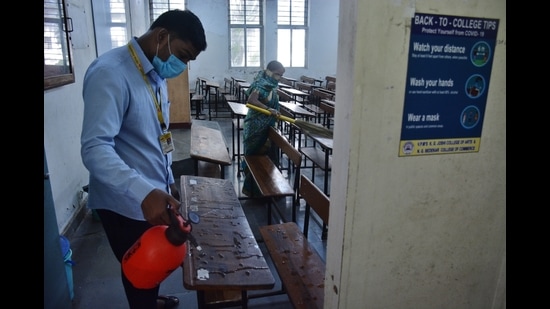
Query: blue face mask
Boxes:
[{"xmin": 152, "ymin": 35, "xmax": 187, "ymax": 79}]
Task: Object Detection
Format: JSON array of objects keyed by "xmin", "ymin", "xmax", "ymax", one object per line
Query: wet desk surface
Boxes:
[{"xmin": 180, "ymin": 176, "xmax": 275, "ymax": 303}]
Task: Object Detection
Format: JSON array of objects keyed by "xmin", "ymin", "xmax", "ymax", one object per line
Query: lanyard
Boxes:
[{"xmin": 127, "ymin": 43, "xmax": 167, "ymax": 131}]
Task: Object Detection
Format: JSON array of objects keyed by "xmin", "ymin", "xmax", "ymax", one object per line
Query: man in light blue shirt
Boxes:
[{"xmin": 81, "ymin": 10, "xmax": 206, "ymax": 309}]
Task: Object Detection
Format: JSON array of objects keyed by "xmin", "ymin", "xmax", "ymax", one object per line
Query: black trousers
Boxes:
[{"xmin": 96, "ymin": 209, "xmax": 159, "ymax": 309}]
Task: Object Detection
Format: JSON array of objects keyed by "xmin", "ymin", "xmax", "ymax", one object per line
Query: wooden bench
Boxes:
[
  {"xmin": 190, "ymin": 123, "xmax": 232, "ymax": 179},
  {"xmin": 224, "ymin": 93, "xmax": 240, "ymax": 103},
  {"xmin": 259, "ymin": 175, "xmax": 329, "ymax": 309},
  {"xmin": 243, "ymin": 126, "xmax": 302, "ymax": 224}
]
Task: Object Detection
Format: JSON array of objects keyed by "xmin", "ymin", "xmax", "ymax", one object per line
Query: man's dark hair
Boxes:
[{"xmin": 151, "ymin": 9, "xmax": 207, "ymax": 52}]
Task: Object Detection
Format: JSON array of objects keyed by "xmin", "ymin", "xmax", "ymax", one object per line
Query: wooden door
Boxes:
[{"xmin": 167, "ymin": 70, "xmax": 191, "ymax": 127}]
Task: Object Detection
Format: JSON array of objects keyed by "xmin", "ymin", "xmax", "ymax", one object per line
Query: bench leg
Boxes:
[
  {"xmin": 242, "ymin": 290, "xmax": 248, "ymax": 309},
  {"xmin": 193, "ymin": 159, "xmax": 199, "ymax": 176},
  {"xmin": 196, "ymin": 291, "xmax": 206, "ymax": 309},
  {"xmin": 267, "ymin": 200, "xmax": 272, "ymax": 225}
]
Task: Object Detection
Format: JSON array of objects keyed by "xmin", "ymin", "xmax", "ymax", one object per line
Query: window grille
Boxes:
[{"xmin": 229, "ymin": 0, "xmax": 263, "ymax": 68}]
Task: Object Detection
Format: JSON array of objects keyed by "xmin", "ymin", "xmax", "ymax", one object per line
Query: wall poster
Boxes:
[{"xmin": 399, "ymin": 13, "xmax": 499, "ymax": 156}]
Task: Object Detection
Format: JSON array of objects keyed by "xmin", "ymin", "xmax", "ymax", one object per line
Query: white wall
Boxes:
[
  {"xmin": 326, "ymin": 0, "xmax": 506, "ymax": 308},
  {"xmin": 185, "ymin": 0, "xmax": 339, "ymax": 85},
  {"xmin": 44, "ymin": 0, "xmax": 95, "ymax": 234}
]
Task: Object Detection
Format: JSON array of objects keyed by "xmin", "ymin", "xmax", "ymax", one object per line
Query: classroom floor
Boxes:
[{"xmin": 68, "ymin": 113, "xmax": 330, "ymax": 309}]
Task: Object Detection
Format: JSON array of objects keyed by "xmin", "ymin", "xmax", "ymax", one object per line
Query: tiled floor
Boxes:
[{"xmin": 68, "ymin": 113, "xmax": 329, "ymax": 308}]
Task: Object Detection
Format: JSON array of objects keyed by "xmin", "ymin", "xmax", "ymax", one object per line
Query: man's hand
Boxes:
[{"xmin": 141, "ymin": 188, "xmax": 180, "ymax": 225}]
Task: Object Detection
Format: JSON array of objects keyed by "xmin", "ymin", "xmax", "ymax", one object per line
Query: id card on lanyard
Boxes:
[
  {"xmin": 160, "ymin": 131, "xmax": 174, "ymax": 154},
  {"xmin": 128, "ymin": 43, "xmax": 174, "ymax": 155}
]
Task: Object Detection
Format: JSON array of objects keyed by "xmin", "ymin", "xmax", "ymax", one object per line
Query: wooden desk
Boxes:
[
  {"xmin": 280, "ymin": 76, "xmax": 297, "ymax": 87},
  {"xmin": 317, "ymin": 88, "xmax": 335, "ymax": 97},
  {"xmin": 279, "ymin": 101, "xmax": 314, "ymax": 119},
  {"xmin": 312, "ymin": 77, "xmax": 324, "ymax": 87},
  {"xmin": 321, "ymin": 99, "xmax": 335, "ymax": 106},
  {"xmin": 181, "ymin": 176, "xmax": 275, "ymax": 308},
  {"xmin": 282, "ymin": 87, "xmax": 309, "ymax": 104},
  {"xmin": 227, "ymin": 101, "xmax": 249, "ymax": 174},
  {"xmin": 190, "ymin": 125, "xmax": 232, "ymax": 179},
  {"xmin": 231, "ymin": 77, "xmax": 246, "ymax": 95},
  {"xmin": 301, "ymin": 130, "xmax": 333, "ymax": 195},
  {"xmin": 204, "ymin": 80, "xmax": 221, "ymax": 120},
  {"xmin": 237, "ymin": 82, "xmax": 251, "ymax": 103},
  {"xmin": 197, "ymin": 76, "xmax": 209, "ymax": 95}
]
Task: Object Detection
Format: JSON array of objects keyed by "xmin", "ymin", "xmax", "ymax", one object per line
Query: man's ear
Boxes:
[{"xmin": 156, "ymin": 28, "xmax": 170, "ymax": 46}]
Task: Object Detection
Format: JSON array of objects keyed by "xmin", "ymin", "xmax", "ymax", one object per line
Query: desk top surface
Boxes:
[
  {"xmin": 282, "ymin": 87, "xmax": 308, "ymax": 96},
  {"xmin": 237, "ymin": 82, "xmax": 251, "ymax": 88},
  {"xmin": 321, "ymin": 99, "xmax": 336, "ymax": 106},
  {"xmin": 282, "ymin": 76, "xmax": 298, "ymax": 82},
  {"xmin": 189, "ymin": 125, "xmax": 231, "ymax": 165},
  {"xmin": 227, "ymin": 101, "xmax": 249, "ymax": 116},
  {"xmin": 181, "ymin": 176, "xmax": 275, "ymax": 291},
  {"xmin": 205, "ymin": 80, "xmax": 220, "ymax": 87},
  {"xmin": 232, "ymin": 77, "xmax": 246, "ymax": 83},
  {"xmin": 304, "ymin": 130, "xmax": 333, "ymax": 149},
  {"xmin": 279, "ymin": 101, "xmax": 315, "ymax": 117}
]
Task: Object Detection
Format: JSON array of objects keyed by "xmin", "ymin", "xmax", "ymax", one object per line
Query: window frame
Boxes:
[
  {"xmin": 277, "ymin": 0, "xmax": 309, "ymax": 68},
  {"xmin": 228, "ymin": 0, "xmax": 264, "ymax": 69},
  {"xmin": 91, "ymin": 0, "xmax": 131, "ymax": 56},
  {"xmin": 149, "ymin": 0, "xmax": 186, "ymax": 22},
  {"xmin": 44, "ymin": 0, "xmax": 75, "ymax": 90}
]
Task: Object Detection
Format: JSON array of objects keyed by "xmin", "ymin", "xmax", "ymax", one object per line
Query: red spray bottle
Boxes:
[{"xmin": 122, "ymin": 209, "xmax": 200, "ymax": 289}]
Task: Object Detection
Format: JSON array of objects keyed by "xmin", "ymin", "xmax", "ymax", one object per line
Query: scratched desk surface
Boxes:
[{"xmin": 181, "ymin": 175, "xmax": 275, "ymax": 291}]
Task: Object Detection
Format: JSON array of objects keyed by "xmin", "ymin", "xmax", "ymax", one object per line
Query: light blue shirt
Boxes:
[{"xmin": 81, "ymin": 38, "xmax": 175, "ymax": 221}]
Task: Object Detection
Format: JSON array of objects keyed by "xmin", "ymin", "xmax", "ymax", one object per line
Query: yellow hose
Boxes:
[{"xmin": 245, "ymin": 103, "xmax": 296, "ymax": 123}]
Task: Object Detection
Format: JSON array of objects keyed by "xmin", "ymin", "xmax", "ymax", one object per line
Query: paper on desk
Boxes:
[{"xmin": 197, "ymin": 268, "xmax": 209, "ymax": 280}]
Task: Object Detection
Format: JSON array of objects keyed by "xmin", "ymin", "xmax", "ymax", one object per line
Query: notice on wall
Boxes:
[{"xmin": 398, "ymin": 13, "xmax": 499, "ymax": 157}]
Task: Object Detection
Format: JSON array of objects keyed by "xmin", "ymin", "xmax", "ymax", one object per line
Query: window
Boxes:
[
  {"xmin": 277, "ymin": 0, "xmax": 308, "ymax": 68},
  {"xmin": 149, "ymin": 0, "xmax": 186, "ymax": 22},
  {"xmin": 91, "ymin": 0, "xmax": 129, "ymax": 56},
  {"xmin": 229, "ymin": 0, "xmax": 263, "ymax": 68},
  {"xmin": 44, "ymin": 0, "xmax": 75, "ymax": 90}
]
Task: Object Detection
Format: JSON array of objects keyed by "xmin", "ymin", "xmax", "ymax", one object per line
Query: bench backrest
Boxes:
[
  {"xmin": 268, "ymin": 126, "xmax": 301, "ymax": 167},
  {"xmin": 268, "ymin": 127, "xmax": 302, "ymax": 204},
  {"xmin": 300, "ymin": 174, "xmax": 330, "ymax": 238},
  {"xmin": 326, "ymin": 81, "xmax": 336, "ymax": 91},
  {"xmin": 300, "ymin": 75, "xmax": 316, "ymax": 84},
  {"xmin": 276, "ymin": 88, "xmax": 293, "ymax": 102},
  {"xmin": 223, "ymin": 77, "xmax": 232, "ymax": 89},
  {"xmin": 279, "ymin": 76, "xmax": 292, "ymax": 86},
  {"xmin": 325, "ymin": 75, "xmax": 336, "ymax": 84},
  {"xmin": 319, "ymin": 101, "xmax": 335, "ymax": 115},
  {"xmin": 295, "ymin": 81, "xmax": 314, "ymax": 93},
  {"xmin": 311, "ymin": 88, "xmax": 334, "ymax": 106},
  {"xmin": 312, "ymin": 88, "xmax": 334, "ymax": 101}
]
